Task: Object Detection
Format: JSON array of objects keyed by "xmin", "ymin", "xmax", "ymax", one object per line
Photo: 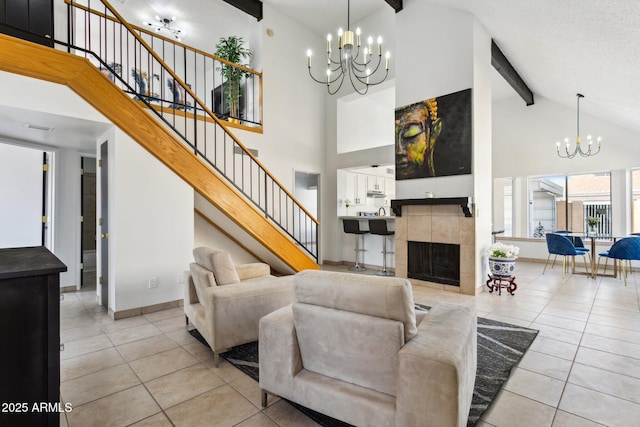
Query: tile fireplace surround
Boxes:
[{"xmin": 394, "ymin": 200, "xmax": 477, "ymax": 295}]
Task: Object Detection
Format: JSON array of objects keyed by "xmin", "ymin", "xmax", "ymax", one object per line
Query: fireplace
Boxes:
[{"xmin": 408, "ymin": 241, "xmax": 460, "ymax": 286}]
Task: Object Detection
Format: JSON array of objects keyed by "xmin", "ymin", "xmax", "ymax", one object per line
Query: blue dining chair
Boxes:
[
  {"xmin": 555, "ymin": 230, "xmax": 589, "ymax": 253},
  {"xmin": 544, "ymin": 233, "xmax": 591, "ymax": 275},
  {"xmin": 597, "ymin": 237, "xmax": 640, "ymax": 285}
]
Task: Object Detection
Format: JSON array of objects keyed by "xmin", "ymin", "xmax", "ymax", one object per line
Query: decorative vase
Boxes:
[{"xmin": 488, "ymin": 257, "xmax": 516, "ymax": 278}]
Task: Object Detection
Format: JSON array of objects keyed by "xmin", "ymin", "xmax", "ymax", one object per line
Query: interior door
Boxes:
[{"xmin": 100, "ymin": 142, "xmax": 109, "ymax": 308}]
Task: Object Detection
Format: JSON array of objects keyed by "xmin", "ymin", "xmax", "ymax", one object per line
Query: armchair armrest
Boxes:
[
  {"xmin": 236, "ymin": 263, "xmax": 271, "ymax": 281},
  {"xmin": 259, "ymin": 305, "xmax": 302, "ymax": 395},
  {"xmin": 202, "ymin": 276, "xmax": 295, "ymax": 351},
  {"xmin": 396, "ymin": 303, "xmax": 476, "ymax": 427}
]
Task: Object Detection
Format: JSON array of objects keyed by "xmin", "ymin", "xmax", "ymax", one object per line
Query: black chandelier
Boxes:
[{"xmin": 306, "ymin": 0, "xmax": 390, "ymax": 95}]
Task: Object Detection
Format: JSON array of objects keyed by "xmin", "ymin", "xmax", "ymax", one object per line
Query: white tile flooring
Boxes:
[{"xmin": 58, "ymin": 261, "xmax": 640, "ymax": 426}]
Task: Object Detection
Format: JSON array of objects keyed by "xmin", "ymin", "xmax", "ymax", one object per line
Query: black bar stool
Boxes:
[
  {"xmin": 343, "ymin": 219, "xmax": 368, "ymax": 271},
  {"xmin": 368, "ymin": 219, "xmax": 394, "ymax": 276}
]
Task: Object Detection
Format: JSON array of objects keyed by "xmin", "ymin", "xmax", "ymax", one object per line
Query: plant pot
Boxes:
[{"xmin": 488, "ymin": 257, "xmax": 516, "ymax": 278}]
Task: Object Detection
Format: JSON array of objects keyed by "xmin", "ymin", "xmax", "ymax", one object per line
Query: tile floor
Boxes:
[{"xmin": 58, "ymin": 261, "xmax": 640, "ymax": 426}]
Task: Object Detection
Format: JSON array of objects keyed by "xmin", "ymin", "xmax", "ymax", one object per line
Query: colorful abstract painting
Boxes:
[{"xmin": 395, "ymin": 88, "xmax": 472, "ymax": 180}]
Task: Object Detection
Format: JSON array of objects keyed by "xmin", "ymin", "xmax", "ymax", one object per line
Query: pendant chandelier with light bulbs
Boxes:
[
  {"xmin": 556, "ymin": 93, "xmax": 602, "ymax": 159},
  {"xmin": 143, "ymin": 16, "xmax": 184, "ymax": 41},
  {"xmin": 306, "ymin": 0, "xmax": 390, "ymax": 95}
]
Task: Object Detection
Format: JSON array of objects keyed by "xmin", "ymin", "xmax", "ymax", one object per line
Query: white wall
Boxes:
[
  {"xmin": 395, "ymin": 2, "xmax": 475, "ymax": 199},
  {"xmin": 0, "ymin": 143, "xmax": 43, "ymax": 248},
  {"xmin": 472, "ymin": 20, "xmax": 494, "ymax": 288},
  {"xmin": 194, "ymin": 213, "xmax": 258, "ymax": 265},
  {"xmin": 0, "ymin": 71, "xmax": 194, "ymax": 310},
  {"xmin": 108, "ymin": 129, "xmax": 193, "ymax": 312},
  {"xmin": 337, "ymin": 87, "xmax": 395, "ymax": 154},
  {"xmin": 493, "ymin": 96, "xmax": 640, "ymax": 178},
  {"xmin": 492, "ymin": 96, "xmax": 640, "ymax": 238},
  {"xmin": 233, "ymin": 3, "xmax": 327, "ymax": 193}
]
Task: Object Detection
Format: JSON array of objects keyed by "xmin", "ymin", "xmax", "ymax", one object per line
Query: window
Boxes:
[
  {"xmin": 503, "ymin": 178, "xmax": 512, "ymax": 236},
  {"xmin": 524, "ymin": 172, "xmax": 611, "ymax": 238}
]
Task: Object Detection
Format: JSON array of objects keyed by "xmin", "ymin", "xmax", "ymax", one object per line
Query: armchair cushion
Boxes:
[
  {"xmin": 193, "ymin": 246, "xmax": 240, "ymax": 285},
  {"xmin": 294, "ymin": 270, "xmax": 417, "ymax": 341},
  {"xmin": 293, "ymin": 303, "xmax": 404, "ymax": 396},
  {"xmin": 210, "ymin": 251, "xmax": 241, "ymax": 285},
  {"xmin": 236, "ymin": 263, "xmax": 271, "ymax": 281}
]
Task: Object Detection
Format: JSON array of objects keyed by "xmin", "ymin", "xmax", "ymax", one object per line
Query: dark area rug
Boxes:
[{"xmin": 189, "ymin": 304, "xmax": 538, "ymax": 426}]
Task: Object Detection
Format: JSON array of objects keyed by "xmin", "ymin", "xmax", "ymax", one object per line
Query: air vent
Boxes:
[{"xmin": 24, "ymin": 123, "xmax": 54, "ymax": 132}]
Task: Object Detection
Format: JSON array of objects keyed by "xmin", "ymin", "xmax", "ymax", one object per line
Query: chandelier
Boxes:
[
  {"xmin": 143, "ymin": 16, "xmax": 184, "ymax": 41},
  {"xmin": 556, "ymin": 93, "xmax": 602, "ymax": 158},
  {"xmin": 306, "ymin": 0, "xmax": 390, "ymax": 95}
]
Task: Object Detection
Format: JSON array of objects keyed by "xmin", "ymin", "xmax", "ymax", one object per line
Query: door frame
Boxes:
[
  {"xmin": 99, "ymin": 142, "xmax": 109, "ymax": 309},
  {"xmin": 293, "ymin": 169, "xmax": 321, "ymax": 263}
]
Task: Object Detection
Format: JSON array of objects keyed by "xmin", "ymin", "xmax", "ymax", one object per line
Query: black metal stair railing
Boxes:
[{"xmin": 61, "ymin": 0, "xmax": 318, "ymax": 261}]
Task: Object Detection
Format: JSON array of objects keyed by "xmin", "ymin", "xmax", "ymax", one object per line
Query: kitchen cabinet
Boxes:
[
  {"xmin": 367, "ymin": 175, "xmax": 385, "ymax": 193},
  {"xmin": 345, "ymin": 172, "xmax": 367, "ymax": 205}
]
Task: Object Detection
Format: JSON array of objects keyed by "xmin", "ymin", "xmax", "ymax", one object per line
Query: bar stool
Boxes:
[
  {"xmin": 368, "ymin": 219, "xmax": 394, "ymax": 276},
  {"xmin": 343, "ymin": 219, "xmax": 368, "ymax": 271}
]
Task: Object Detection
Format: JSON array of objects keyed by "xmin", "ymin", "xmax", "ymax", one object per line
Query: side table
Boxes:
[{"xmin": 486, "ymin": 275, "xmax": 517, "ymax": 296}]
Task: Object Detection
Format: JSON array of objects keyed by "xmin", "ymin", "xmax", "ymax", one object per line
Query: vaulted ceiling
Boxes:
[
  {"xmin": 116, "ymin": 0, "xmax": 640, "ymax": 134},
  {"xmin": 3, "ymin": 0, "xmax": 638, "ymax": 150}
]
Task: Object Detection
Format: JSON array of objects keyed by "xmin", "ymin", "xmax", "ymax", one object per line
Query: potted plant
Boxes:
[
  {"xmin": 586, "ymin": 217, "xmax": 600, "ymax": 236},
  {"xmin": 214, "ymin": 36, "xmax": 252, "ymax": 122},
  {"xmin": 487, "ymin": 242, "xmax": 520, "ymax": 278}
]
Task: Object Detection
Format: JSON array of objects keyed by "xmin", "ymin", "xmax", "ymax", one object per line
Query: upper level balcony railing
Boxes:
[{"xmin": 63, "ymin": 0, "xmax": 262, "ymax": 130}]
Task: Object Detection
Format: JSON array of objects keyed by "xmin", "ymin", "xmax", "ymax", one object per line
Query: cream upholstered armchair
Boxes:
[
  {"xmin": 259, "ymin": 270, "xmax": 477, "ymax": 427},
  {"xmin": 184, "ymin": 247, "xmax": 295, "ymax": 365}
]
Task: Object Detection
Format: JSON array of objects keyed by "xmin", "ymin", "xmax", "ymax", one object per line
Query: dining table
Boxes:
[{"xmin": 560, "ymin": 232, "xmax": 618, "ymax": 279}]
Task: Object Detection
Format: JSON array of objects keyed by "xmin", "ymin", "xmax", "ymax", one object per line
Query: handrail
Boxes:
[
  {"xmin": 63, "ymin": 0, "xmax": 261, "ymax": 78},
  {"xmin": 64, "ymin": 0, "xmax": 318, "ymax": 259},
  {"xmin": 76, "ymin": 1, "xmax": 309, "ymax": 219}
]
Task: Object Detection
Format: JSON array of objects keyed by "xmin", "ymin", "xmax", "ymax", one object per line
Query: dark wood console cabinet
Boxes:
[
  {"xmin": 0, "ymin": 0, "xmax": 54, "ymax": 47},
  {"xmin": 0, "ymin": 246, "xmax": 67, "ymax": 426}
]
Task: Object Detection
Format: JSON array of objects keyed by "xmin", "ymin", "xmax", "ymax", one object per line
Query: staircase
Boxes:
[{"xmin": 0, "ymin": 0, "xmax": 319, "ymax": 272}]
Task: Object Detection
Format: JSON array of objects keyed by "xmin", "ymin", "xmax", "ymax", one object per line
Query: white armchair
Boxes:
[
  {"xmin": 259, "ymin": 270, "xmax": 477, "ymax": 427},
  {"xmin": 184, "ymin": 247, "xmax": 295, "ymax": 365}
]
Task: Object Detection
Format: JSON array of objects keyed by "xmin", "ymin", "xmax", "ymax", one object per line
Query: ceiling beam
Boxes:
[
  {"xmin": 222, "ymin": 0, "xmax": 263, "ymax": 21},
  {"xmin": 385, "ymin": 0, "xmax": 403, "ymax": 13},
  {"xmin": 491, "ymin": 40, "xmax": 534, "ymax": 106}
]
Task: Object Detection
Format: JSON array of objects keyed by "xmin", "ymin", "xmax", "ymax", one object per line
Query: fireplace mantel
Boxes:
[{"xmin": 391, "ymin": 197, "xmax": 473, "ymax": 217}]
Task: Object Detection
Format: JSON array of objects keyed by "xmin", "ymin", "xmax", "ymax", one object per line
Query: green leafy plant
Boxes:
[
  {"xmin": 586, "ymin": 217, "xmax": 600, "ymax": 228},
  {"xmin": 487, "ymin": 242, "xmax": 520, "ymax": 259},
  {"xmin": 214, "ymin": 36, "xmax": 252, "ymax": 120}
]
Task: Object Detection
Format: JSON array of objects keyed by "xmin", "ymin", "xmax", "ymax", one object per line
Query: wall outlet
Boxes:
[{"xmin": 148, "ymin": 277, "xmax": 158, "ymax": 289}]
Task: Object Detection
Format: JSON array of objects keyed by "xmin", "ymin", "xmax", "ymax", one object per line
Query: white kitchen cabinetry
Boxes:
[
  {"xmin": 367, "ymin": 175, "xmax": 385, "ymax": 193},
  {"xmin": 345, "ymin": 172, "xmax": 367, "ymax": 205}
]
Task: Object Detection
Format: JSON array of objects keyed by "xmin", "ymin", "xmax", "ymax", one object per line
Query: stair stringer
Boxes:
[{"xmin": 0, "ymin": 34, "xmax": 318, "ymax": 272}]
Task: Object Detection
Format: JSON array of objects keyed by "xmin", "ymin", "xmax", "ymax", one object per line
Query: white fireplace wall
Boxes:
[{"xmin": 394, "ymin": 3, "xmax": 493, "ymax": 294}]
